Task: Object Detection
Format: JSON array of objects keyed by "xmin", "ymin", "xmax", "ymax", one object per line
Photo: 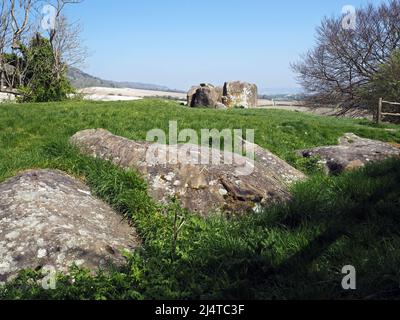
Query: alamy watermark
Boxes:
[
  {"xmin": 342, "ymin": 5, "xmax": 357, "ymax": 30},
  {"xmin": 342, "ymin": 265, "xmax": 356, "ymax": 290},
  {"xmin": 41, "ymin": 265, "xmax": 57, "ymax": 290},
  {"xmin": 145, "ymin": 121, "xmax": 255, "ymax": 176},
  {"xmin": 41, "ymin": 4, "xmax": 57, "ymax": 31}
]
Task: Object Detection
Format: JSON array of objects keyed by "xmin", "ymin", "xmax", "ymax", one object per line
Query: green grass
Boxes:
[{"xmin": 0, "ymin": 99, "xmax": 400, "ymax": 300}]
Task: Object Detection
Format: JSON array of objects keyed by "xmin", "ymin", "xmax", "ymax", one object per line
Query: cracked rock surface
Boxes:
[
  {"xmin": 0, "ymin": 169, "xmax": 139, "ymax": 283},
  {"xmin": 299, "ymin": 133, "xmax": 400, "ymax": 174},
  {"xmin": 71, "ymin": 129, "xmax": 306, "ymax": 216}
]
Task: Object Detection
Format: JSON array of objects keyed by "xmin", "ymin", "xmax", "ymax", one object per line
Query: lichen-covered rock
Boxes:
[
  {"xmin": 298, "ymin": 133, "xmax": 400, "ymax": 174},
  {"xmin": 216, "ymin": 102, "xmax": 227, "ymax": 110},
  {"xmin": 223, "ymin": 81, "xmax": 258, "ymax": 108},
  {"xmin": 238, "ymin": 137, "xmax": 307, "ymax": 185},
  {"xmin": 71, "ymin": 129, "xmax": 306, "ymax": 216},
  {"xmin": 0, "ymin": 169, "xmax": 139, "ymax": 283},
  {"xmin": 187, "ymin": 83, "xmax": 222, "ymax": 108}
]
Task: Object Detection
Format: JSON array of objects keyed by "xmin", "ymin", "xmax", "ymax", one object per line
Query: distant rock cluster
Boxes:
[{"xmin": 187, "ymin": 81, "xmax": 258, "ymax": 109}]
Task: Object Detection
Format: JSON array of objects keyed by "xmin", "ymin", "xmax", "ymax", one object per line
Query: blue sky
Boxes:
[{"xmin": 65, "ymin": 0, "xmax": 385, "ymax": 93}]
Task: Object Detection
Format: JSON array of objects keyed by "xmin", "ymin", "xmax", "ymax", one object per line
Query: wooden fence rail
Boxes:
[{"xmin": 377, "ymin": 98, "xmax": 400, "ymax": 124}]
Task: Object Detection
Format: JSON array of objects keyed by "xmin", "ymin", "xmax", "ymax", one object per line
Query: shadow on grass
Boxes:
[{"xmin": 245, "ymin": 158, "xmax": 400, "ymax": 299}]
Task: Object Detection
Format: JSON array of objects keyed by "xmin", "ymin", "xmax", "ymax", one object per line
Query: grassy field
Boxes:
[{"xmin": 0, "ymin": 99, "xmax": 400, "ymax": 299}]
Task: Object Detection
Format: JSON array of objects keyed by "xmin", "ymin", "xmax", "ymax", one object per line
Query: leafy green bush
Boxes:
[
  {"xmin": 17, "ymin": 35, "xmax": 74, "ymax": 103},
  {"xmin": 360, "ymin": 49, "xmax": 400, "ymax": 112}
]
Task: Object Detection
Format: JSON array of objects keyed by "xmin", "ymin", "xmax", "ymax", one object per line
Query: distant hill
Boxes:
[
  {"xmin": 259, "ymin": 93, "xmax": 307, "ymax": 101},
  {"xmin": 67, "ymin": 67, "xmax": 184, "ymax": 93}
]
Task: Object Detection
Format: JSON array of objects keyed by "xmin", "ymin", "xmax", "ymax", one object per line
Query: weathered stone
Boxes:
[
  {"xmin": 214, "ymin": 86, "xmax": 224, "ymax": 102},
  {"xmin": 71, "ymin": 129, "xmax": 306, "ymax": 216},
  {"xmin": 216, "ymin": 102, "xmax": 227, "ymax": 110},
  {"xmin": 390, "ymin": 142, "xmax": 400, "ymax": 149},
  {"xmin": 0, "ymin": 169, "xmax": 139, "ymax": 283},
  {"xmin": 187, "ymin": 83, "xmax": 221, "ymax": 108},
  {"xmin": 187, "ymin": 82, "xmax": 258, "ymax": 109},
  {"xmin": 187, "ymin": 85, "xmax": 201, "ymax": 107},
  {"xmin": 238, "ymin": 137, "xmax": 308, "ymax": 185},
  {"xmin": 298, "ymin": 133, "xmax": 400, "ymax": 174},
  {"xmin": 223, "ymin": 81, "xmax": 258, "ymax": 108}
]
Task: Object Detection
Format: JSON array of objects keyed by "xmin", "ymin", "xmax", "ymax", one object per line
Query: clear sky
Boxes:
[{"xmin": 65, "ymin": 0, "xmax": 386, "ymax": 93}]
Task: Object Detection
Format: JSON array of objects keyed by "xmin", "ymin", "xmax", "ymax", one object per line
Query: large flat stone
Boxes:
[
  {"xmin": 298, "ymin": 133, "xmax": 400, "ymax": 174},
  {"xmin": 0, "ymin": 169, "xmax": 139, "ymax": 283},
  {"xmin": 71, "ymin": 129, "xmax": 306, "ymax": 216}
]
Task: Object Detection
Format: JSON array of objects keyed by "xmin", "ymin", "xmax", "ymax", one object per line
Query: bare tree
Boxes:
[
  {"xmin": 0, "ymin": 0, "xmax": 36, "ymax": 90},
  {"xmin": 292, "ymin": 0, "xmax": 400, "ymax": 113},
  {"xmin": 10, "ymin": 0, "xmax": 34, "ymax": 49},
  {"xmin": 45, "ymin": 0, "xmax": 87, "ymax": 80},
  {"xmin": 0, "ymin": 0, "xmax": 13, "ymax": 91},
  {"xmin": 0, "ymin": 0, "xmax": 85, "ymax": 95}
]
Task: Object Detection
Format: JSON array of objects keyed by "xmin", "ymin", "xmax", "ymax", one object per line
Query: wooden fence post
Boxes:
[
  {"xmin": 0, "ymin": 55, "xmax": 3, "ymax": 92},
  {"xmin": 0, "ymin": 71, "xmax": 4, "ymax": 92},
  {"xmin": 377, "ymin": 98, "xmax": 383, "ymax": 124}
]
